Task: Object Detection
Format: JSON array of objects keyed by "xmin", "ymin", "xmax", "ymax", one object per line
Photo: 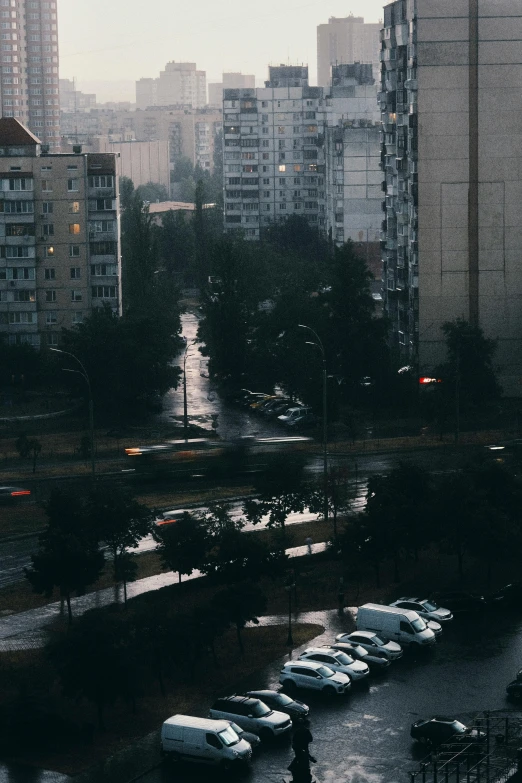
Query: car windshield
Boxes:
[
  {"xmin": 317, "ymin": 665, "xmax": 335, "ymax": 677},
  {"xmin": 352, "ymin": 645, "xmax": 368, "ymax": 657},
  {"xmin": 373, "ymin": 635, "xmax": 388, "ymax": 645},
  {"xmin": 275, "ymin": 693, "xmax": 293, "ymax": 706},
  {"xmin": 218, "ymin": 726, "xmax": 240, "ymax": 746},
  {"xmin": 422, "ymin": 600, "xmax": 439, "ymax": 611},
  {"xmin": 451, "ymin": 721, "xmax": 467, "ymax": 733},
  {"xmin": 333, "ymin": 652, "xmax": 354, "ymax": 665},
  {"xmin": 411, "ymin": 617, "xmax": 427, "ymax": 632},
  {"xmin": 251, "ymin": 701, "xmax": 271, "ymax": 717}
]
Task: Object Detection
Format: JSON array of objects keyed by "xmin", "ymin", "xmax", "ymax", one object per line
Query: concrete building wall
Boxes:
[
  {"xmin": 317, "ymin": 16, "xmax": 381, "ymax": 87},
  {"xmin": 93, "ymin": 139, "xmax": 170, "ymax": 194}
]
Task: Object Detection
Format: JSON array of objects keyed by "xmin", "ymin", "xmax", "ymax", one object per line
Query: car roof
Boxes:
[
  {"xmin": 283, "ymin": 660, "xmax": 326, "ymax": 670},
  {"xmin": 164, "ymin": 715, "xmax": 231, "ymax": 732},
  {"xmin": 304, "ymin": 647, "xmax": 342, "ymax": 656},
  {"xmin": 245, "ymin": 690, "xmax": 280, "ymax": 698},
  {"xmin": 349, "ymin": 630, "xmax": 377, "ymax": 639},
  {"xmin": 214, "ymin": 695, "xmax": 259, "ymax": 708}
]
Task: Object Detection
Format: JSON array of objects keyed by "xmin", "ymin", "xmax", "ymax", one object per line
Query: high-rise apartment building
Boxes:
[
  {"xmin": 317, "ymin": 16, "xmax": 381, "ymax": 87},
  {"xmin": 380, "ymin": 0, "xmax": 522, "ymax": 395},
  {"xmin": 136, "ymin": 63, "xmax": 206, "ymax": 110},
  {"xmin": 0, "ymin": 118, "xmax": 120, "ymax": 349},
  {"xmin": 0, "ymin": 0, "xmax": 60, "ymax": 150},
  {"xmin": 223, "ymin": 65, "xmax": 325, "ymax": 239},
  {"xmin": 323, "ymin": 64, "xmax": 381, "ymax": 252},
  {"xmin": 209, "ymin": 73, "xmax": 256, "ymax": 107}
]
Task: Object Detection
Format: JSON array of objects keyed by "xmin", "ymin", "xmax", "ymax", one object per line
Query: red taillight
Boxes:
[
  {"xmin": 11, "ymin": 490, "xmax": 30, "ymax": 497},
  {"xmin": 156, "ymin": 518, "xmax": 178, "ymax": 527}
]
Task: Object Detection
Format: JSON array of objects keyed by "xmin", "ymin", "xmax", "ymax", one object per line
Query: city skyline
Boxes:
[{"xmin": 57, "ymin": 0, "xmax": 385, "ymax": 101}]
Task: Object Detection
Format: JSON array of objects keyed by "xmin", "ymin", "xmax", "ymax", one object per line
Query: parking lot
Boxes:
[{"xmin": 138, "ymin": 605, "xmax": 522, "ymax": 783}]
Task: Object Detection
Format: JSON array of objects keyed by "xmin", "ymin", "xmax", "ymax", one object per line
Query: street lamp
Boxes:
[
  {"xmin": 50, "ymin": 348, "xmax": 95, "ymax": 477},
  {"xmin": 183, "ymin": 339, "xmax": 197, "ymax": 441},
  {"xmin": 298, "ymin": 324, "xmax": 328, "ymax": 534},
  {"xmin": 284, "ymin": 576, "xmax": 295, "ymax": 646}
]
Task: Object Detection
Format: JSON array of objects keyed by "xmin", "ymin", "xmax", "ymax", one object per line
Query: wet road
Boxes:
[{"xmin": 136, "ymin": 608, "xmax": 522, "ymax": 783}]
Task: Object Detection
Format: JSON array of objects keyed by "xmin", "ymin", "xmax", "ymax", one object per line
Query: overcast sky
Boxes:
[{"xmin": 58, "ymin": 0, "xmax": 385, "ymax": 100}]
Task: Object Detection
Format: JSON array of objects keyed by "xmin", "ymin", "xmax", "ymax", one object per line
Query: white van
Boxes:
[
  {"xmin": 161, "ymin": 714, "xmax": 252, "ymax": 769},
  {"xmin": 356, "ymin": 603, "xmax": 436, "ymax": 647}
]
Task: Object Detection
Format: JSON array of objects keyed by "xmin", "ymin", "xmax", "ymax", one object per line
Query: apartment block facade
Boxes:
[
  {"xmin": 223, "ymin": 66, "xmax": 325, "ymax": 239},
  {"xmin": 0, "ymin": 0, "xmax": 60, "ymax": 150},
  {"xmin": 0, "ymin": 118, "xmax": 120, "ymax": 349},
  {"xmin": 317, "ymin": 16, "xmax": 381, "ymax": 87},
  {"xmin": 209, "ymin": 73, "xmax": 256, "ymax": 108},
  {"xmin": 381, "ymin": 0, "xmax": 522, "ymax": 394},
  {"xmin": 136, "ymin": 62, "xmax": 206, "ymax": 110}
]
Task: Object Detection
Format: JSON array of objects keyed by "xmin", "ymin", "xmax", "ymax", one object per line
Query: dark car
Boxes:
[
  {"xmin": 411, "ymin": 717, "xmax": 486, "ymax": 746},
  {"xmin": 429, "ymin": 591, "xmax": 487, "ymax": 614},
  {"xmin": 0, "ymin": 486, "xmax": 31, "ymax": 505},
  {"xmin": 330, "ymin": 641, "xmax": 391, "ymax": 673},
  {"xmin": 506, "ymin": 680, "xmax": 522, "ymax": 700},
  {"xmin": 490, "ymin": 583, "xmax": 522, "ymax": 608},
  {"xmin": 244, "ymin": 690, "xmax": 309, "ymax": 723},
  {"xmin": 228, "ymin": 721, "xmax": 261, "ymax": 751}
]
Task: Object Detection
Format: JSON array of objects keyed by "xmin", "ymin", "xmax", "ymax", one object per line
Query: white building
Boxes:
[
  {"xmin": 136, "ymin": 63, "xmax": 206, "ymax": 110},
  {"xmin": 317, "ymin": 16, "xmax": 381, "ymax": 87},
  {"xmin": 223, "ymin": 66, "xmax": 325, "ymax": 239}
]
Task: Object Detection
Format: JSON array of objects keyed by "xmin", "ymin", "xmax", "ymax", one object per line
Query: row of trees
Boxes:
[{"xmin": 340, "ymin": 460, "xmax": 522, "ymax": 586}]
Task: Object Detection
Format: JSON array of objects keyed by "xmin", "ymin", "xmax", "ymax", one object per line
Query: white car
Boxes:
[
  {"xmin": 209, "ymin": 696, "xmax": 292, "ymax": 741},
  {"xmin": 277, "ymin": 407, "xmax": 313, "ymax": 426},
  {"xmin": 330, "ymin": 641, "xmax": 391, "ymax": 672},
  {"xmin": 279, "ymin": 660, "xmax": 351, "ymax": 696},
  {"xmin": 335, "ymin": 631, "xmax": 403, "ymax": 661},
  {"xmin": 389, "ymin": 597, "xmax": 453, "ymax": 624},
  {"xmin": 299, "ymin": 647, "xmax": 369, "ymax": 682}
]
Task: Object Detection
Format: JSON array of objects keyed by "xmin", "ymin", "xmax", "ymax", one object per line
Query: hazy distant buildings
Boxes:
[
  {"xmin": 0, "ymin": 0, "xmax": 61, "ymax": 151},
  {"xmin": 209, "ymin": 73, "xmax": 256, "ymax": 108},
  {"xmin": 223, "ymin": 65, "xmax": 325, "ymax": 239},
  {"xmin": 317, "ymin": 15, "xmax": 380, "ymax": 87},
  {"xmin": 59, "ymin": 79, "xmax": 96, "ymax": 114},
  {"xmin": 136, "ymin": 63, "xmax": 206, "ymax": 110},
  {"xmin": 380, "ymin": 0, "xmax": 522, "ymax": 395}
]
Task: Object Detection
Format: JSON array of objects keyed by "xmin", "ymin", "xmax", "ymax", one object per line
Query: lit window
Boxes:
[
  {"xmin": 68, "ymin": 201, "xmax": 80, "ymax": 213},
  {"xmin": 69, "ymin": 223, "xmax": 80, "ymax": 234},
  {"xmin": 278, "ymin": 165, "xmax": 286, "ymax": 172}
]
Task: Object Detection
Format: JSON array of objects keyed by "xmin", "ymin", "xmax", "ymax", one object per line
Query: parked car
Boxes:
[
  {"xmin": 243, "ymin": 690, "xmax": 309, "ymax": 723},
  {"xmin": 390, "ymin": 597, "xmax": 453, "ymax": 623},
  {"xmin": 429, "ymin": 591, "xmax": 487, "ymax": 614},
  {"xmin": 490, "ymin": 583, "xmax": 522, "ymax": 608},
  {"xmin": 228, "ymin": 722, "xmax": 261, "ymax": 752},
  {"xmin": 260, "ymin": 398, "xmax": 292, "ymax": 418},
  {"xmin": 209, "ymin": 695, "xmax": 292, "ymax": 741},
  {"xmin": 160, "ymin": 715, "xmax": 252, "ymax": 768},
  {"xmin": 356, "ymin": 603, "xmax": 436, "ymax": 648},
  {"xmin": 335, "ymin": 631, "xmax": 403, "ymax": 661},
  {"xmin": 0, "ymin": 486, "xmax": 31, "ymax": 504},
  {"xmin": 249, "ymin": 395, "xmax": 275, "ymax": 410},
  {"xmin": 329, "ymin": 641, "xmax": 391, "ymax": 673},
  {"xmin": 298, "ymin": 647, "xmax": 369, "ymax": 682},
  {"xmin": 411, "ymin": 716, "xmax": 486, "ymax": 746},
  {"xmin": 506, "ymin": 679, "xmax": 522, "ymax": 699},
  {"xmin": 278, "ymin": 406, "xmax": 315, "ymax": 428},
  {"xmin": 279, "ymin": 660, "xmax": 351, "ymax": 696}
]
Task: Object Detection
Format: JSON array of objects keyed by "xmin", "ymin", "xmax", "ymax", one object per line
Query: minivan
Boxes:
[
  {"xmin": 161, "ymin": 714, "xmax": 252, "ymax": 769},
  {"xmin": 356, "ymin": 603, "xmax": 436, "ymax": 647}
]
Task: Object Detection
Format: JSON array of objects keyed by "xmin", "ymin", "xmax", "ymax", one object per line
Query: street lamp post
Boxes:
[
  {"xmin": 50, "ymin": 348, "xmax": 95, "ymax": 478},
  {"xmin": 298, "ymin": 324, "xmax": 328, "ymax": 534},
  {"xmin": 285, "ymin": 577, "xmax": 295, "ymax": 646}
]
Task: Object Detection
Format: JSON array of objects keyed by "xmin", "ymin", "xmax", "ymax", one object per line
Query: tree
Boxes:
[
  {"xmin": 309, "ymin": 464, "xmax": 358, "ymax": 545},
  {"xmin": 60, "ymin": 306, "xmax": 182, "ymax": 419},
  {"xmin": 435, "ymin": 318, "xmax": 502, "ymax": 410},
  {"xmin": 158, "ymin": 209, "xmax": 195, "ymax": 283},
  {"xmin": 24, "ymin": 490, "xmax": 105, "ymax": 623},
  {"xmin": 119, "ymin": 176, "xmax": 135, "ymax": 211},
  {"xmin": 172, "ymin": 156, "xmax": 194, "ymax": 182},
  {"xmin": 211, "ymin": 582, "xmax": 267, "ymax": 656},
  {"xmin": 48, "ymin": 607, "xmax": 138, "ymax": 730},
  {"xmin": 135, "ymin": 181, "xmax": 169, "ymax": 204},
  {"xmin": 153, "ymin": 512, "xmax": 208, "ymax": 583},
  {"xmin": 87, "ymin": 489, "xmax": 152, "ymax": 603}
]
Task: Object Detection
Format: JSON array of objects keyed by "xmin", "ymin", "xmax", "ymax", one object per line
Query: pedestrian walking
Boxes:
[{"xmin": 305, "ymin": 536, "xmax": 313, "ymax": 555}]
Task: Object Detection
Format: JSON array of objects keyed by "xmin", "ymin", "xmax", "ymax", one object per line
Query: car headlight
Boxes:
[{"xmin": 232, "ymin": 750, "xmax": 239, "ymax": 757}]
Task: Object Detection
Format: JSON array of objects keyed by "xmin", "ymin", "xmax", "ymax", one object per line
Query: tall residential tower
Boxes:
[{"xmin": 317, "ymin": 16, "xmax": 381, "ymax": 87}]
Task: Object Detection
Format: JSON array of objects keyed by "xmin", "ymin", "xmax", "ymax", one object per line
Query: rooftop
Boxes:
[{"xmin": 0, "ymin": 118, "xmax": 41, "ymax": 146}]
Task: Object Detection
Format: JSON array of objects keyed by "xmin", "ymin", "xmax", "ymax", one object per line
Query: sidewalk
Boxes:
[{"xmin": 0, "ymin": 542, "xmax": 327, "ymax": 651}]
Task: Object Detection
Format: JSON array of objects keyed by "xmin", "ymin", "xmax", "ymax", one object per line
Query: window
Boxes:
[
  {"xmin": 89, "ymin": 220, "xmax": 114, "ymax": 233},
  {"xmin": 41, "ymin": 179, "xmax": 51, "ymax": 192},
  {"xmin": 68, "ymin": 201, "xmax": 80, "ymax": 213},
  {"xmin": 5, "ymin": 246, "xmax": 30, "ymax": 258},
  {"xmin": 69, "ymin": 223, "xmax": 80, "ymax": 234},
  {"xmin": 72, "ymin": 312, "xmax": 83, "ymax": 324},
  {"xmin": 278, "ymin": 165, "xmax": 286, "ymax": 172},
  {"xmin": 92, "ymin": 285, "xmax": 116, "ymax": 299},
  {"xmin": 88, "ymin": 175, "xmax": 114, "ymax": 188},
  {"xmin": 45, "ymin": 311, "xmax": 57, "ymax": 324},
  {"xmin": 44, "ymin": 267, "xmax": 55, "ymax": 280},
  {"xmin": 42, "ymin": 201, "xmax": 53, "ymax": 214},
  {"xmin": 69, "ymin": 244, "xmax": 80, "ymax": 257},
  {"xmin": 95, "ymin": 198, "xmax": 112, "ymax": 210},
  {"xmin": 1, "ymin": 200, "xmax": 34, "ymax": 213},
  {"xmin": 262, "ymin": 153, "xmax": 269, "ymax": 160},
  {"xmin": 45, "ymin": 289, "xmax": 56, "ymax": 302},
  {"xmin": 6, "ymin": 311, "xmax": 36, "ymax": 325},
  {"xmin": 71, "ymin": 289, "xmax": 82, "ymax": 302},
  {"xmin": 91, "ymin": 263, "xmax": 117, "ymax": 276},
  {"xmin": 42, "ymin": 223, "xmax": 54, "ymax": 236},
  {"xmin": 14, "ymin": 290, "xmax": 35, "ymax": 302},
  {"xmin": 47, "ymin": 332, "xmax": 58, "ymax": 346},
  {"xmin": 8, "ymin": 177, "xmax": 32, "ymax": 191},
  {"xmin": 67, "ymin": 178, "xmax": 78, "ymax": 191},
  {"xmin": 279, "ymin": 203, "xmax": 286, "ymax": 210},
  {"xmin": 70, "ymin": 267, "xmax": 81, "ymax": 279},
  {"xmin": 90, "ymin": 241, "xmax": 116, "ymax": 255},
  {"xmin": 263, "ymin": 178, "xmax": 270, "ymax": 185},
  {"xmin": 6, "ymin": 223, "xmax": 35, "ymax": 236}
]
